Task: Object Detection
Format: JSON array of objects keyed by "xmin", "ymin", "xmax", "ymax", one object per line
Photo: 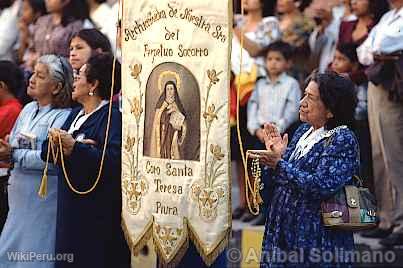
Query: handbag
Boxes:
[{"xmin": 321, "ymin": 175, "xmax": 377, "ymax": 231}]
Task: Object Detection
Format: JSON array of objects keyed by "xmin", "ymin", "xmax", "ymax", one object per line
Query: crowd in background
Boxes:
[{"xmin": 0, "ymin": 0, "xmax": 403, "ymax": 267}]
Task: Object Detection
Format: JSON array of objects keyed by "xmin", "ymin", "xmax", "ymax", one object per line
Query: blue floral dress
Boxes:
[{"xmin": 260, "ymin": 123, "xmax": 359, "ymax": 268}]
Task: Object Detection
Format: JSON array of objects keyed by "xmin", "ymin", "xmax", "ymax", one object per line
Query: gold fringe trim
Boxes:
[
  {"xmin": 153, "ymin": 220, "xmax": 189, "ymax": 268},
  {"xmin": 121, "ymin": 217, "xmax": 153, "ymax": 255},
  {"xmin": 188, "ymin": 222, "xmax": 230, "ymax": 266}
]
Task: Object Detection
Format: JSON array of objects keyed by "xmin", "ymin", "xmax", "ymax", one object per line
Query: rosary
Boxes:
[{"xmin": 250, "ymin": 157, "xmax": 263, "ymax": 213}]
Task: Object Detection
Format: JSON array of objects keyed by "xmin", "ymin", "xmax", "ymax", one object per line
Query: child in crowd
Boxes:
[
  {"xmin": 246, "ymin": 41, "xmax": 301, "ymax": 226},
  {"xmin": 247, "ymin": 41, "xmax": 301, "ymax": 149},
  {"xmin": 331, "ymin": 42, "xmax": 373, "ymax": 188}
]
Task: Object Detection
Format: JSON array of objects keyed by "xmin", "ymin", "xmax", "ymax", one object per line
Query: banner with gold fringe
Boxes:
[{"xmin": 121, "ymin": 0, "xmax": 232, "ymax": 266}]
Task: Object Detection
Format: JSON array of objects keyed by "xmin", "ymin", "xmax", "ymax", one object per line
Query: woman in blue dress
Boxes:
[
  {"xmin": 254, "ymin": 71, "xmax": 360, "ymax": 267},
  {"xmin": 0, "ymin": 55, "xmax": 73, "ymax": 267},
  {"xmin": 41, "ymin": 53, "xmax": 130, "ymax": 268}
]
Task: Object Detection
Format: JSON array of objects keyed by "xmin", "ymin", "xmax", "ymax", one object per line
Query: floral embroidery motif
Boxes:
[
  {"xmin": 154, "ymin": 223, "xmax": 184, "ymax": 258},
  {"xmin": 122, "ymin": 65, "xmax": 148, "ymax": 215},
  {"xmin": 191, "ymin": 69, "xmax": 226, "ymax": 222}
]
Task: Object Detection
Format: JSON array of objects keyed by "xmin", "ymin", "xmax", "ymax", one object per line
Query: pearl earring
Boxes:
[{"xmin": 89, "ymin": 92, "xmax": 94, "ymax": 96}]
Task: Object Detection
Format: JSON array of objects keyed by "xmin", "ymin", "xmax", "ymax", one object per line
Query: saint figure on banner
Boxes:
[{"xmin": 150, "ymin": 74, "xmax": 187, "ymax": 160}]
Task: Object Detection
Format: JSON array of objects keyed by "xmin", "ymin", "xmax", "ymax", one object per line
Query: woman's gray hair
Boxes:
[{"xmin": 37, "ymin": 54, "xmax": 73, "ymax": 108}]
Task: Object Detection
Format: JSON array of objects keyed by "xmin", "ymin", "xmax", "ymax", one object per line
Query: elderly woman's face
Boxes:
[
  {"xmin": 69, "ymin": 37, "xmax": 92, "ymax": 70},
  {"xmin": 28, "ymin": 63, "xmax": 57, "ymax": 102},
  {"xmin": 299, "ymin": 81, "xmax": 333, "ymax": 129},
  {"xmin": 72, "ymin": 64, "xmax": 91, "ymax": 103}
]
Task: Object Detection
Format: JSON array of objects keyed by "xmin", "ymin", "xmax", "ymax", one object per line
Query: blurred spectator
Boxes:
[
  {"xmin": 17, "ymin": 0, "xmax": 47, "ymax": 70},
  {"xmin": 32, "ymin": 0, "xmax": 92, "ymax": 60},
  {"xmin": 106, "ymin": 0, "xmax": 120, "ymax": 57},
  {"xmin": 246, "ymin": 41, "xmax": 301, "ymax": 225},
  {"xmin": 87, "ymin": 0, "xmax": 110, "ymax": 31},
  {"xmin": 0, "ymin": 0, "xmax": 21, "ymax": 62},
  {"xmin": 247, "ymin": 42, "xmax": 301, "ymax": 137},
  {"xmin": 69, "ymin": 28, "xmax": 112, "ymax": 74},
  {"xmin": 338, "ymin": 0, "xmax": 389, "ymax": 46},
  {"xmin": 106, "ymin": 0, "xmax": 116, "ymax": 6},
  {"xmin": 87, "ymin": 0, "xmax": 117, "ymax": 51},
  {"xmin": 0, "ymin": 60, "xmax": 24, "ymax": 235},
  {"xmin": 0, "ymin": 61, "xmax": 23, "ymax": 139},
  {"xmin": 357, "ymin": 0, "xmax": 403, "ymax": 246},
  {"xmin": 331, "ymin": 43, "xmax": 373, "ymax": 191},
  {"xmin": 308, "ymin": 3, "xmax": 340, "ymax": 72},
  {"xmin": 276, "ymin": 0, "xmax": 315, "ymax": 83},
  {"xmin": 231, "ymin": 0, "xmax": 281, "ymax": 222},
  {"xmin": 277, "ymin": 0, "xmax": 314, "ymax": 48}
]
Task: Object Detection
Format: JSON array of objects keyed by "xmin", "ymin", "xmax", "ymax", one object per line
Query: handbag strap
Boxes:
[{"xmin": 345, "ymin": 185, "xmax": 361, "ymax": 223}]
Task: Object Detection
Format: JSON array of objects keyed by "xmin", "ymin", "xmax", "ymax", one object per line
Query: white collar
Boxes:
[
  {"xmin": 289, "ymin": 125, "xmax": 347, "ymax": 161},
  {"xmin": 68, "ymin": 100, "xmax": 108, "ymax": 134},
  {"xmin": 395, "ymin": 7, "xmax": 403, "ymax": 19}
]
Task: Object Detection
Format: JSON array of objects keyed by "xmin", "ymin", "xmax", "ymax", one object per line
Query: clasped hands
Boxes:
[
  {"xmin": 251, "ymin": 123, "xmax": 289, "ymax": 169},
  {"xmin": 48, "ymin": 129, "xmax": 96, "ymax": 157}
]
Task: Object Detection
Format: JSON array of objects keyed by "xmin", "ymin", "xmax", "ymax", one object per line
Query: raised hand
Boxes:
[{"xmin": 262, "ymin": 123, "xmax": 281, "ymax": 150}]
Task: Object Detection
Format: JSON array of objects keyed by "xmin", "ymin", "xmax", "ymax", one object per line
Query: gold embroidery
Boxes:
[
  {"xmin": 154, "ymin": 223, "xmax": 183, "ymax": 257},
  {"xmin": 122, "ymin": 66, "xmax": 147, "ymax": 215},
  {"xmin": 129, "ymin": 63, "xmax": 142, "ymax": 87},
  {"xmin": 191, "ymin": 69, "xmax": 226, "ymax": 222}
]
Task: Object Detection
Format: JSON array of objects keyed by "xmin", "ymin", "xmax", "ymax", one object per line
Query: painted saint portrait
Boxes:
[{"xmin": 143, "ymin": 63, "xmax": 200, "ymax": 161}]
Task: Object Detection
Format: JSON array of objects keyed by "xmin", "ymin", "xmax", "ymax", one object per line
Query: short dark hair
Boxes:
[
  {"xmin": 0, "ymin": 0, "xmax": 13, "ymax": 9},
  {"xmin": 369, "ymin": 0, "xmax": 390, "ymax": 24},
  {"xmin": 306, "ymin": 70, "xmax": 357, "ymax": 130},
  {"xmin": 70, "ymin": 29, "xmax": 112, "ymax": 54},
  {"xmin": 336, "ymin": 43, "xmax": 359, "ymax": 64},
  {"xmin": 260, "ymin": 0, "xmax": 276, "ymax": 16},
  {"xmin": 85, "ymin": 53, "xmax": 121, "ymax": 100},
  {"xmin": 27, "ymin": 0, "xmax": 46, "ymax": 16},
  {"xmin": 61, "ymin": 0, "xmax": 89, "ymax": 27},
  {"xmin": 261, "ymin": 41, "xmax": 294, "ymax": 60},
  {"xmin": 0, "ymin": 61, "xmax": 24, "ymax": 98}
]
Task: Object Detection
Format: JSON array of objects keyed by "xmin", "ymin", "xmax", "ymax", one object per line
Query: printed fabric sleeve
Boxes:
[{"xmin": 274, "ymin": 130, "xmax": 359, "ymax": 200}]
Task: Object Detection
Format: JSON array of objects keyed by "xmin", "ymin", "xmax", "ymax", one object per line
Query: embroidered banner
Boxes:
[{"xmin": 121, "ymin": 0, "xmax": 232, "ymax": 266}]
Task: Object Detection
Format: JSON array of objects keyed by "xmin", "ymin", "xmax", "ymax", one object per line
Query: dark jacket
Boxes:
[{"xmin": 41, "ymin": 103, "xmax": 130, "ymax": 268}]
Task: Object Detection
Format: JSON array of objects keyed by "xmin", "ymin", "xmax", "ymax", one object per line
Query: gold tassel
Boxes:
[
  {"xmin": 38, "ymin": 174, "xmax": 48, "ymax": 198},
  {"xmin": 38, "ymin": 135, "xmax": 52, "ymax": 198}
]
